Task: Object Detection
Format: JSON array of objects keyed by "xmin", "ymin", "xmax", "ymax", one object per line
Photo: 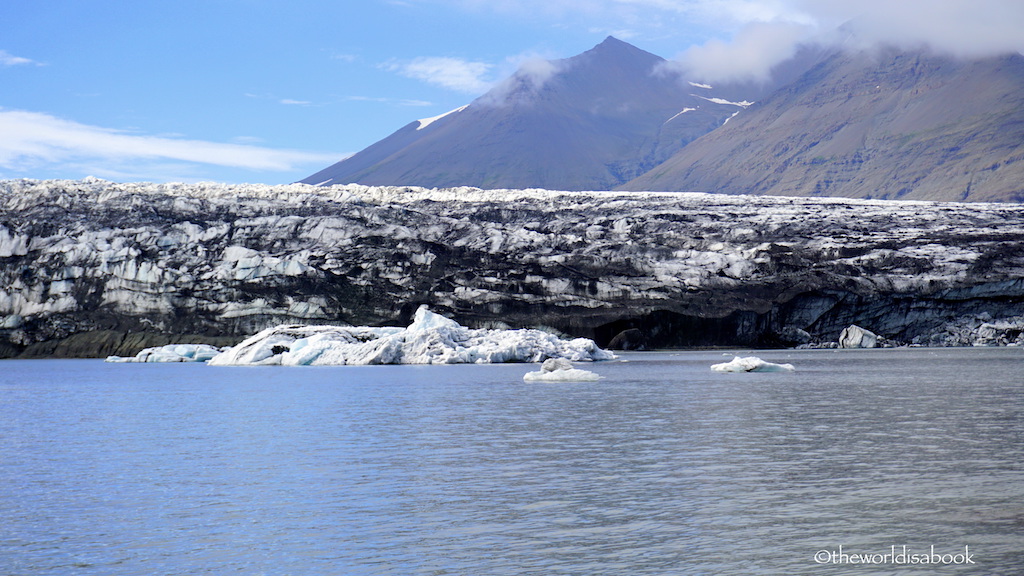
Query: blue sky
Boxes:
[{"xmin": 1, "ymin": 0, "xmax": 1022, "ymax": 184}]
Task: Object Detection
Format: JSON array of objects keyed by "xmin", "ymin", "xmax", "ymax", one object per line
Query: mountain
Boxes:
[
  {"xmin": 621, "ymin": 49, "xmax": 1024, "ymax": 202},
  {"xmin": 302, "ymin": 37, "xmax": 755, "ymax": 190},
  {"xmin": 4, "ymin": 179, "xmax": 1024, "ymax": 358}
]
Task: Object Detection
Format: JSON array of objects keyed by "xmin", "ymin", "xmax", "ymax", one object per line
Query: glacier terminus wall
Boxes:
[{"xmin": 1, "ymin": 179, "xmax": 1023, "ymax": 357}]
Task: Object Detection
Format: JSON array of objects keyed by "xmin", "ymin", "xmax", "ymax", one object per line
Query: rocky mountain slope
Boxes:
[
  {"xmin": 302, "ymin": 37, "xmax": 756, "ymax": 191},
  {"xmin": 622, "ymin": 49, "xmax": 1024, "ymax": 202},
  {"xmin": 2, "ymin": 178, "xmax": 1023, "ymax": 357}
]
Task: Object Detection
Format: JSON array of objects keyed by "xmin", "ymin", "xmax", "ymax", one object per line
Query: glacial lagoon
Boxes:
[{"xmin": 1, "ymin": 347, "xmax": 1022, "ymax": 575}]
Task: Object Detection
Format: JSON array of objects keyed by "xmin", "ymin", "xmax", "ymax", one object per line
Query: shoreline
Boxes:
[
  {"xmin": 5, "ymin": 330, "xmax": 241, "ymax": 360},
  {"xmin": 2, "ymin": 330, "xmax": 1020, "ymax": 360}
]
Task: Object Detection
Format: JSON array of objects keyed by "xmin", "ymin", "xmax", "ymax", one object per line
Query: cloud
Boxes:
[
  {"xmin": 0, "ymin": 50, "xmax": 40, "ymax": 67},
  {"xmin": 384, "ymin": 57, "xmax": 494, "ymax": 93},
  {"xmin": 0, "ymin": 109, "xmax": 340, "ymax": 179},
  {"xmin": 429, "ymin": 0, "xmax": 1024, "ymax": 84},
  {"xmin": 231, "ymin": 136, "xmax": 266, "ymax": 144},
  {"xmin": 670, "ymin": 21, "xmax": 813, "ymax": 83},
  {"xmin": 437, "ymin": 0, "xmax": 614, "ymax": 18},
  {"xmin": 445, "ymin": 0, "xmax": 1024, "ymax": 54},
  {"xmin": 514, "ymin": 57, "xmax": 560, "ymax": 88},
  {"xmin": 792, "ymin": 0, "xmax": 1024, "ymax": 57},
  {"xmin": 280, "ymin": 99, "xmax": 313, "ymax": 106},
  {"xmin": 347, "ymin": 96, "xmax": 434, "ymax": 107},
  {"xmin": 477, "ymin": 56, "xmax": 563, "ymax": 106},
  {"xmin": 656, "ymin": 0, "xmax": 1024, "ymax": 83}
]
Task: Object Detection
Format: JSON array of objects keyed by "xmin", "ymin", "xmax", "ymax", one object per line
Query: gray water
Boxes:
[{"xmin": 1, "ymin": 348, "xmax": 1021, "ymax": 575}]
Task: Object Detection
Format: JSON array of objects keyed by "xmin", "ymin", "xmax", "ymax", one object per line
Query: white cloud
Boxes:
[
  {"xmin": 477, "ymin": 56, "xmax": 564, "ymax": 106},
  {"xmin": 439, "ymin": 0, "xmax": 615, "ymax": 18},
  {"xmin": 384, "ymin": 57, "xmax": 494, "ymax": 94},
  {"xmin": 514, "ymin": 57, "xmax": 560, "ymax": 88},
  {"xmin": 444, "ymin": 0, "xmax": 1024, "ymax": 50},
  {"xmin": 0, "ymin": 109, "xmax": 340, "ymax": 179},
  {"xmin": 0, "ymin": 50, "xmax": 39, "ymax": 67},
  {"xmin": 589, "ymin": 26, "xmax": 641, "ymax": 40},
  {"xmin": 671, "ymin": 20, "xmax": 813, "ymax": 83},
  {"xmin": 347, "ymin": 96, "xmax": 434, "ymax": 106},
  {"xmin": 280, "ymin": 99, "xmax": 313, "ymax": 106},
  {"xmin": 650, "ymin": 0, "xmax": 1024, "ymax": 83},
  {"xmin": 232, "ymin": 136, "xmax": 266, "ymax": 144},
  {"xmin": 429, "ymin": 0, "xmax": 1024, "ymax": 84},
  {"xmin": 791, "ymin": 0, "xmax": 1024, "ymax": 57},
  {"xmin": 707, "ymin": 0, "xmax": 812, "ymax": 24}
]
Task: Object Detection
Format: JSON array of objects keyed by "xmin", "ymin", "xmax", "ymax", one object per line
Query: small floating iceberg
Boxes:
[
  {"xmin": 106, "ymin": 344, "xmax": 224, "ymax": 363},
  {"xmin": 838, "ymin": 324, "xmax": 878, "ymax": 348},
  {"xmin": 523, "ymin": 358, "xmax": 602, "ymax": 382},
  {"xmin": 711, "ymin": 356, "xmax": 795, "ymax": 373},
  {"xmin": 209, "ymin": 306, "xmax": 615, "ymax": 366}
]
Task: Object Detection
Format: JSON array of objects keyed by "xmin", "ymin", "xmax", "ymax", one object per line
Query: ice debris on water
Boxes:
[
  {"xmin": 711, "ymin": 356, "xmax": 795, "ymax": 373},
  {"xmin": 523, "ymin": 357, "xmax": 602, "ymax": 382},
  {"xmin": 207, "ymin": 306, "xmax": 615, "ymax": 366},
  {"xmin": 838, "ymin": 324, "xmax": 878, "ymax": 348},
  {"xmin": 106, "ymin": 344, "xmax": 224, "ymax": 363}
]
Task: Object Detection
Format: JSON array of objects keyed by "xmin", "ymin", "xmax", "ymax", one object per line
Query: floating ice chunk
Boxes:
[
  {"xmin": 838, "ymin": 325, "xmax": 878, "ymax": 348},
  {"xmin": 523, "ymin": 368, "xmax": 602, "ymax": 382},
  {"xmin": 209, "ymin": 306, "xmax": 615, "ymax": 366},
  {"xmin": 524, "ymin": 357, "xmax": 602, "ymax": 382},
  {"xmin": 711, "ymin": 356, "xmax": 795, "ymax": 373},
  {"xmin": 106, "ymin": 343, "xmax": 224, "ymax": 363}
]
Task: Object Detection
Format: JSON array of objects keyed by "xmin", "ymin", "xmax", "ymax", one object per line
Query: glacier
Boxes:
[
  {"xmin": 207, "ymin": 306, "xmax": 614, "ymax": 366},
  {"xmin": 1, "ymin": 178, "xmax": 1023, "ymax": 358}
]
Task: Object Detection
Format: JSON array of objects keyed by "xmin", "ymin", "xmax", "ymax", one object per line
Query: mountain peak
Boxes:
[
  {"xmin": 575, "ymin": 36, "xmax": 664, "ymax": 66},
  {"xmin": 300, "ymin": 37, "xmax": 743, "ymax": 190},
  {"xmin": 598, "ymin": 35, "xmax": 628, "ymax": 47}
]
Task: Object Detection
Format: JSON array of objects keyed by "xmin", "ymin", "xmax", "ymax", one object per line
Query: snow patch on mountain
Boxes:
[
  {"xmin": 665, "ymin": 107, "xmax": 698, "ymax": 124},
  {"xmin": 417, "ymin": 105, "xmax": 468, "ymax": 130},
  {"xmin": 694, "ymin": 95, "xmax": 754, "ymax": 107}
]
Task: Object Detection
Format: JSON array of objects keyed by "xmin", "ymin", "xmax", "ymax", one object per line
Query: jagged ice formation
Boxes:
[{"xmin": 1, "ymin": 178, "xmax": 1023, "ymax": 357}]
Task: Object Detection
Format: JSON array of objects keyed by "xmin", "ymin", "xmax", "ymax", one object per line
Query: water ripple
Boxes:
[{"xmin": 0, "ymin": 349, "xmax": 1022, "ymax": 575}]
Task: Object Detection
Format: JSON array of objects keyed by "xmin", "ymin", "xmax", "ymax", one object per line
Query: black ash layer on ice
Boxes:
[{"xmin": 1, "ymin": 179, "xmax": 1023, "ymax": 357}]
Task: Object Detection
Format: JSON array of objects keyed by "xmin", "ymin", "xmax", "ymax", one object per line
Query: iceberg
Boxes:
[
  {"xmin": 711, "ymin": 356, "xmax": 795, "ymax": 373},
  {"xmin": 838, "ymin": 324, "xmax": 878, "ymax": 348},
  {"xmin": 523, "ymin": 357, "xmax": 602, "ymax": 382},
  {"xmin": 208, "ymin": 306, "xmax": 616, "ymax": 366},
  {"xmin": 106, "ymin": 343, "xmax": 224, "ymax": 363}
]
